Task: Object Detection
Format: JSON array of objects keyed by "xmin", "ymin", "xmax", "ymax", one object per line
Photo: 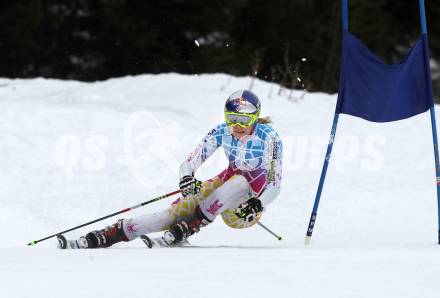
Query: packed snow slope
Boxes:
[{"xmin": 1, "ymin": 73, "xmax": 439, "ymax": 298}]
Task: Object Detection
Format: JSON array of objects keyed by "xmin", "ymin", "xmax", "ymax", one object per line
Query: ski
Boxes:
[
  {"xmin": 56, "ymin": 234, "xmax": 87, "ymax": 249},
  {"xmin": 57, "ymin": 233, "xmax": 190, "ymax": 249},
  {"xmin": 140, "ymin": 234, "xmax": 190, "ymax": 248}
]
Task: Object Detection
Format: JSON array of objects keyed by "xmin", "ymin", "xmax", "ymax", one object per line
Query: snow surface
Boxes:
[{"xmin": 1, "ymin": 73, "xmax": 439, "ymax": 298}]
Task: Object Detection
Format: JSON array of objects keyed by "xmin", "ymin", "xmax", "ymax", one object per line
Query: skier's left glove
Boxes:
[{"xmin": 235, "ymin": 198, "xmax": 263, "ymax": 223}]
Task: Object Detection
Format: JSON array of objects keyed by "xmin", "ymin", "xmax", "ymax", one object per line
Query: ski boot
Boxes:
[
  {"xmin": 82, "ymin": 219, "xmax": 129, "ymax": 248},
  {"xmin": 163, "ymin": 207, "xmax": 211, "ymax": 245}
]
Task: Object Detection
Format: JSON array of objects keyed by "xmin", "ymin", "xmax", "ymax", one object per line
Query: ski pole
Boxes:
[
  {"xmin": 257, "ymin": 222, "xmax": 282, "ymax": 241},
  {"xmin": 27, "ymin": 189, "xmax": 181, "ymax": 246}
]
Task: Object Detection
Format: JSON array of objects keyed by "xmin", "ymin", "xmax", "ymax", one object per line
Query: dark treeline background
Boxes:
[{"xmin": 1, "ymin": 0, "xmax": 439, "ymax": 95}]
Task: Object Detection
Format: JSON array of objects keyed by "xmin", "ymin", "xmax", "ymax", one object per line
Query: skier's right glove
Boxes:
[{"xmin": 179, "ymin": 175, "xmax": 202, "ymax": 196}]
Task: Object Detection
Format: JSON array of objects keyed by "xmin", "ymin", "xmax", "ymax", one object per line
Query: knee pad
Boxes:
[
  {"xmin": 167, "ymin": 178, "xmax": 224, "ymax": 221},
  {"xmin": 221, "ymin": 208, "xmax": 262, "ymax": 229}
]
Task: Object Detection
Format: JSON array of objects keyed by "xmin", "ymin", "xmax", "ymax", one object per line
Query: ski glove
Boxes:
[
  {"xmin": 235, "ymin": 198, "xmax": 263, "ymax": 223},
  {"xmin": 179, "ymin": 175, "xmax": 202, "ymax": 196}
]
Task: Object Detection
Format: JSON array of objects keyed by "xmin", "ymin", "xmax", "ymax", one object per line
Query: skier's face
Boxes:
[{"xmin": 231, "ymin": 124, "xmax": 253, "ymax": 139}]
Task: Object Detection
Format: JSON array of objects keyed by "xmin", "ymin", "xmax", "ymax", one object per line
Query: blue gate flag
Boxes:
[{"xmin": 336, "ymin": 32, "xmax": 434, "ymax": 122}]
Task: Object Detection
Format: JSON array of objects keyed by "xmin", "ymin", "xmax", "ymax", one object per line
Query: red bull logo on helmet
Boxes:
[
  {"xmin": 230, "ymin": 97, "xmax": 248, "ymax": 111},
  {"xmin": 225, "ymin": 90, "xmax": 260, "ymax": 114}
]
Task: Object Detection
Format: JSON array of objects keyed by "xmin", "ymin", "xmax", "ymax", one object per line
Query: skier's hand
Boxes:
[
  {"xmin": 235, "ymin": 198, "xmax": 263, "ymax": 222},
  {"xmin": 179, "ymin": 175, "xmax": 202, "ymax": 196}
]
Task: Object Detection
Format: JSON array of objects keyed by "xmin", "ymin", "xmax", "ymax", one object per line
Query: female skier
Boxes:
[{"xmin": 62, "ymin": 89, "xmax": 283, "ymax": 248}]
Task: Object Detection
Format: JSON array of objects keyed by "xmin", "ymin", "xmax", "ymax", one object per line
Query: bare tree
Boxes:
[
  {"xmin": 249, "ymin": 49, "xmax": 265, "ymax": 91},
  {"xmin": 220, "ymin": 76, "xmax": 232, "ymax": 92},
  {"xmin": 321, "ymin": 2, "xmax": 341, "ymax": 91},
  {"xmin": 267, "ymin": 67, "xmax": 277, "ymax": 98}
]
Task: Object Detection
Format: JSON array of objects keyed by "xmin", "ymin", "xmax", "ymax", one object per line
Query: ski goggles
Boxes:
[{"xmin": 224, "ymin": 111, "xmax": 259, "ymax": 127}]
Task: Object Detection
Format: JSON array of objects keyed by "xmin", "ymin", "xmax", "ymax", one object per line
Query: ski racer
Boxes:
[{"xmin": 67, "ymin": 89, "xmax": 283, "ymax": 248}]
